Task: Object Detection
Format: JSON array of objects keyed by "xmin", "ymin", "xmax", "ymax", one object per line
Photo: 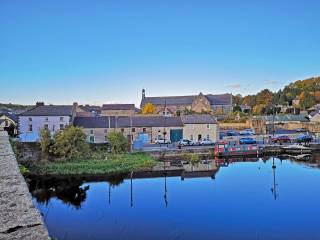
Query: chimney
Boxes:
[
  {"xmin": 36, "ymin": 102, "xmax": 44, "ymax": 107},
  {"xmin": 73, "ymin": 102, "xmax": 78, "ymax": 107}
]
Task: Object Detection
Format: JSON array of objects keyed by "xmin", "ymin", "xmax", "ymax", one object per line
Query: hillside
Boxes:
[
  {"xmin": 0, "ymin": 103, "xmax": 30, "ymax": 114},
  {"xmin": 234, "ymin": 76, "xmax": 320, "ymax": 114}
]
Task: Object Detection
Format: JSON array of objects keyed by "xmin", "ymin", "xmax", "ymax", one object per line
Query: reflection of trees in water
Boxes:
[
  {"xmin": 29, "ymin": 174, "xmax": 127, "ymax": 208},
  {"xmin": 29, "ymin": 177, "xmax": 90, "ymax": 209},
  {"xmin": 106, "ymin": 174, "xmax": 126, "ymax": 187}
]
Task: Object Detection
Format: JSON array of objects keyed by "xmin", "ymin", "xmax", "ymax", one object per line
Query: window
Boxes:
[
  {"xmin": 90, "ymin": 129, "xmax": 94, "ymax": 135},
  {"xmin": 60, "ymin": 124, "xmax": 64, "ymax": 130},
  {"xmin": 143, "ymin": 128, "xmax": 146, "ymax": 133},
  {"xmin": 207, "ymin": 124, "xmax": 210, "ymax": 129},
  {"xmin": 60, "ymin": 117, "xmax": 64, "ymax": 121},
  {"xmin": 89, "ymin": 136, "xmax": 95, "ymax": 143},
  {"xmin": 44, "ymin": 124, "xmax": 48, "ymax": 130},
  {"xmin": 105, "ymin": 135, "xmax": 108, "ymax": 142},
  {"xmin": 45, "ymin": 117, "xmax": 48, "ymax": 122},
  {"xmin": 28, "ymin": 117, "xmax": 32, "ymax": 121},
  {"xmin": 207, "ymin": 134, "xmax": 210, "ymax": 140},
  {"xmin": 132, "ymin": 128, "xmax": 135, "ymax": 132},
  {"xmin": 52, "ymin": 125, "xmax": 55, "ymax": 131},
  {"xmin": 190, "ymin": 134, "xmax": 193, "ymax": 140},
  {"xmin": 28, "ymin": 124, "xmax": 33, "ymax": 132},
  {"xmin": 104, "ymin": 129, "xmax": 108, "ymax": 134},
  {"xmin": 5, "ymin": 120, "xmax": 8, "ymax": 127},
  {"xmin": 121, "ymin": 128, "xmax": 124, "ymax": 133}
]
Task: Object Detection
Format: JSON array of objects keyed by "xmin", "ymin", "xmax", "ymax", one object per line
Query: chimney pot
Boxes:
[{"xmin": 36, "ymin": 102, "xmax": 44, "ymax": 107}]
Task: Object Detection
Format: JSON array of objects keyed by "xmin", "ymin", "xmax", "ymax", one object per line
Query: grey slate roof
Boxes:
[
  {"xmin": 74, "ymin": 116, "xmax": 183, "ymax": 128},
  {"xmin": 101, "ymin": 104, "xmax": 135, "ymax": 110},
  {"xmin": 131, "ymin": 116, "xmax": 183, "ymax": 127},
  {"xmin": 79, "ymin": 105, "xmax": 102, "ymax": 114},
  {"xmin": 0, "ymin": 113, "xmax": 19, "ymax": 123},
  {"xmin": 141, "ymin": 93, "xmax": 232, "ymax": 107},
  {"xmin": 257, "ymin": 114, "xmax": 309, "ymax": 122},
  {"xmin": 181, "ymin": 115, "xmax": 217, "ymax": 124},
  {"xmin": 74, "ymin": 117, "xmax": 112, "ymax": 128},
  {"xmin": 19, "ymin": 105, "xmax": 73, "ymax": 116}
]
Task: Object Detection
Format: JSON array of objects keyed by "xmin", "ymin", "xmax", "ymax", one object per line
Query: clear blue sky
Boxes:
[{"xmin": 1, "ymin": 0, "xmax": 320, "ymax": 106}]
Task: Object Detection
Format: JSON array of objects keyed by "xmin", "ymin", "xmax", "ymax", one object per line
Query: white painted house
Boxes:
[{"xmin": 19, "ymin": 103, "xmax": 76, "ymax": 142}]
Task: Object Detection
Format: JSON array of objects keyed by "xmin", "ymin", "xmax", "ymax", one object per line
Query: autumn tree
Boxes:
[
  {"xmin": 253, "ymin": 104, "xmax": 265, "ymax": 115},
  {"xmin": 142, "ymin": 102, "xmax": 156, "ymax": 114},
  {"xmin": 300, "ymin": 91, "xmax": 315, "ymax": 110},
  {"xmin": 314, "ymin": 91, "xmax": 320, "ymax": 103},
  {"xmin": 256, "ymin": 89, "xmax": 273, "ymax": 106},
  {"xmin": 242, "ymin": 95, "xmax": 256, "ymax": 107}
]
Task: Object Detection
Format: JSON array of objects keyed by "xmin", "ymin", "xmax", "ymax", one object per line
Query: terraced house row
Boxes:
[{"xmin": 18, "ymin": 102, "xmax": 219, "ymax": 144}]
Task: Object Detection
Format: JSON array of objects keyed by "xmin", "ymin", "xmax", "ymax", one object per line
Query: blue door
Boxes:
[{"xmin": 170, "ymin": 129, "xmax": 183, "ymax": 142}]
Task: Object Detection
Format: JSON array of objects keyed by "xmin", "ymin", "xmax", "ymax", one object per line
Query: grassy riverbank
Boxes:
[{"xmin": 26, "ymin": 153, "xmax": 156, "ymax": 176}]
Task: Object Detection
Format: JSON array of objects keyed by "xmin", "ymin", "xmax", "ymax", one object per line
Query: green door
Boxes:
[{"xmin": 170, "ymin": 129, "xmax": 183, "ymax": 142}]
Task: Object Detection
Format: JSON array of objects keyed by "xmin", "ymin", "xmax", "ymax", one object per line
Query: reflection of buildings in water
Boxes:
[
  {"xmin": 181, "ymin": 161, "xmax": 219, "ymax": 180},
  {"xmin": 214, "ymin": 157, "xmax": 259, "ymax": 167}
]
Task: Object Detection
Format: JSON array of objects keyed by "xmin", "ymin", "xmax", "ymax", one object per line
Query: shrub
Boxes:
[
  {"xmin": 183, "ymin": 153, "xmax": 200, "ymax": 163},
  {"xmin": 51, "ymin": 126, "xmax": 90, "ymax": 160},
  {"xmin": 107, "ymin": 132, "xmax": 129, "ymax": 154},
  {"xmin": 39, "ymin": 128, "xmax": 52, "ymax": 154}
]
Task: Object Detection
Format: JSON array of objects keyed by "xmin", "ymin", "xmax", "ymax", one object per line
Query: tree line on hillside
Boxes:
[{"xmin": 233, "ymin": 76, "xmax": 320, "ymax": 115}]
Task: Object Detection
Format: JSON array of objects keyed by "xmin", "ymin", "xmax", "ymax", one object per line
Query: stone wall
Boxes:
[
  {"xmin": 219, "ymin": 122, "xmax": 252, "ymax": 130},
  {"xmin": 0, "ymin": 131, "xmax": 50, "ymax": 240}
]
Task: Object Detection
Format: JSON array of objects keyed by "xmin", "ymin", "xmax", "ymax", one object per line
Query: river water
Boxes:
[{"xmin": 29, "ymin": 156, "xmax": 320, "ymax": 240}]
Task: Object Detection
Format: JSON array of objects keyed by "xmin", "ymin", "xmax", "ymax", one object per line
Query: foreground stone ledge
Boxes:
[{"xmin": 0, "ymin": 131, "xmax": 50, "ymax": 240}]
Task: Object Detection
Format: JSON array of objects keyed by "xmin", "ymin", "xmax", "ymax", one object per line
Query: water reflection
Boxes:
[
  {"xmin": 28, "ymin": 156, "xmax": 319, "ymax": 208},
  {"xmin": 28, "ymin": 155, "xmax": 320, "ymax": 240},
  {"xmin": 29, "ymin": 177, "xmax": 90, "ymax": 209},
  {"xmin": 271, "ymin": 157, "xmax": 279, "ymax": 200}
]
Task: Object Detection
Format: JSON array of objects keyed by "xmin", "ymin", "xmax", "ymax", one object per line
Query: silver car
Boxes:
[
  {"xmin": 155, "ymin": 139, "xmax": 171, "ymax": 144},
  {"xmin": 199, "ymin": 139, "xmax": 214, "ymax": 145}
]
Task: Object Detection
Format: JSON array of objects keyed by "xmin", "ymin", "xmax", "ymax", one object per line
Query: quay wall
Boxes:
[{"xmin": 0, "ymin": 131, "xmax": 50, "ymax": 240}]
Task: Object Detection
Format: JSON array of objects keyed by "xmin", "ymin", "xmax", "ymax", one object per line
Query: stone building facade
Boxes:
[
  {"xmin": 140, "ymin": 89, "xmax": 232, "ymax": 116},
  {"xmin": 74, "ymin": 115, "xmax": 219, "ymax": 144},
  {"xmin": 101, "ymin": 104, "xmax": 135, "ymax": 116}
]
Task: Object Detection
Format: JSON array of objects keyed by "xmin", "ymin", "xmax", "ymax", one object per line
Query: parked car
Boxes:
[
  {"xmin": 272, "ymin": 135, "xmax": 291, "ymax": 143},
  {"xmin": 155, "ymin": 139, "xmax": 171, "ymax": 144},
  {"xmin": 199, "ymin": 139, "xmax": 214, "ymax": 146},
  {"xmin": 227, "ymin": 131, "xmax": 238, "ymax": 136},
  {"xmin": 239, "ymin": 137, "xmax": 256, "ymax": 145},
  {"xmin": 178, "ymin": 139, "xmax": 195, "ymax": 146},
  {"xmin": 240, "ymin": 129, "xmax": 255, "ymax": 136},
  {"xmin": 296, "ymin": 128, "xmax": 307, "ymax": 133},
  {"xmin": 296, "ymin": 134, "xmax": 313, "ymax": 143}
]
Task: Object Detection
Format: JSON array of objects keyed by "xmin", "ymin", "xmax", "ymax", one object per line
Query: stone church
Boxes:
[{"xmin": 140, "ymin": 89, "xmax": 233, "ymax": 116}]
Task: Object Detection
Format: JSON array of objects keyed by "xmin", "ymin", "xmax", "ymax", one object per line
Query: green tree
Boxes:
[
  {"xmin": 233, "ymin": 105, "xmax": 242, "ymax": 112},
  {"xmin": 107, "ymin": 132, "xmax": 129, "ymax": 154},
  {"xmin": 39, "ymin": 128, "xmax": 52, "ymax": 154},
  {"xmin": 51, "ymin": 126, "xmax": 90, "ymax": 160}
]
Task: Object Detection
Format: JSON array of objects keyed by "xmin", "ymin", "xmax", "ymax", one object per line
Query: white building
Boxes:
[
  {"xmin": 18, "ymin": 103, "xmax": 77, "ymax": 142},
  {"xmin": 180, "ymin": 115, "xmax": 219, "ymax": 142}
]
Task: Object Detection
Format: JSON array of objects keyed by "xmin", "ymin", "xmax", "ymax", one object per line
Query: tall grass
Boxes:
[{"xmin": 28, "ymin": 153, "xmax": 155, "ymax": 176}]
